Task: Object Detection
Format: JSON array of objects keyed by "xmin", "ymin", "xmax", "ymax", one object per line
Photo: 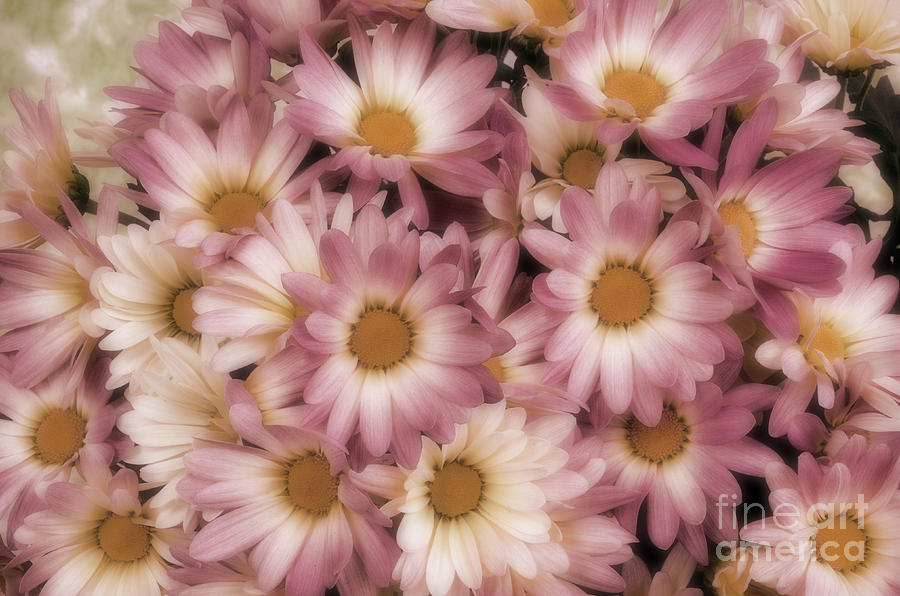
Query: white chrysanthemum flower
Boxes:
[
  {"xmin": 91, "ymin": 221, "xmax": 205, "ymax": 388},
  {"xmin": 391, "ymin": 402, "xmax": 575, "ymax": 596},
  {"xmin": 118, "ymin": 336, "xmax": 237, "ymax": 530}
]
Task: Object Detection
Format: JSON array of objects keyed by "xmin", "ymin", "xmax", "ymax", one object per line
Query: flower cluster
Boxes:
[{"xmin": 2, "ymin": 0, "xmax": 900, "ymax": 594}]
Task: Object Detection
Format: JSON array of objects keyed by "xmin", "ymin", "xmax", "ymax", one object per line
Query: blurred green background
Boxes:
[{"xmin": 0, "ymin": 0, "xmax": 179, "ymax": 155}]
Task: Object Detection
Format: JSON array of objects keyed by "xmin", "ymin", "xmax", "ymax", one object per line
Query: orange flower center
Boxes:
[
  {"xmin": 527, "ymin": 0, "xmax": 575, "ymax": 27},
  {"xmin": 603, "ymin": 70, "xmax": 667, "ymax": 119},
  {"xmin": 97, "ymin": 515, "xmax": 152, "ymax": 562},
  {"xmin": 718, "ymin": 201, "xmax": 758, "ymax": 258},
  {"xmin": 286, "ymin": 453, "xmax": 339, "ymax": 515},
  {"xmin": 561, "ymin": 148, "xmax": 605, "ymax": 188},
  {"xmin": 815, "ymin": 513, "xmax": 867, "ymax": 573},
  {"xmin": 590, "ymin": 266, "xmax": 654, "ymax": 327},
  {"xmin": 34, "ymin": 408, "xmax": 86, "ymax": 465},
  {"xmin": 170, "ymin": 287, "xmax": 199, "ymax": 337},
  {"xmin": 483, "ymin": 356, "xmax": 507, "ymax": 383},
  {"xmin": 801, "ymin": 322, "xmax": 845, "ymax": 371},
  {"xmin": 429, "ymin": 461, "xmax": 483, "ymax": 518},
  {"xmin": 349, "ymin": 308, "xmax": 412, "ymax": 369},
  {"xmin": 625, "ymin": 406, "xmax": 690, "ymax": 463},
  {"xmin": 209, "ymin": 191, "xmax": 263, "ymax": 232},
  {"xmin": 358, "ymin": 111, "xmax": 417, "ymax": 157}
]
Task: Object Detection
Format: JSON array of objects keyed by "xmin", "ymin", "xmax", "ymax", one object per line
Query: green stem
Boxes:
[
  {"xmin": 835, "ymin": 75, "xmax": 848, "ymax": 111},
  {"xmin": 855, "ymin": 67, "xmax": 876, "ymax": 108}
]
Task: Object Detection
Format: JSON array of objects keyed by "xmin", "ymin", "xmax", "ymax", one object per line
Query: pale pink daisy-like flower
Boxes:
[
  {"xmin": 741, "ymin": 436, "xmax": 900, "ymax": 595},
  {"xmin": 111, "ymin": 98, "xmax": 313, "ymax": 259},
  {"xmin": 385, "ymin": 402, "xmax": 579, "ymax": 596},
  {"xmin": 545, "ymin": 0, "xmax": 776, "ymax": 168},
  {"xmin": 710, "ymin": 545, "xmax": 781, "ymax": 596},
  {"xmin": 91, "ymin": 221, "xmax": 205, "ymax": 388},
  {"xmin": 595, "ymin": 382, "xmax": 779, "ymax": 562},
  {"xmin": 762, "ymin": 0, "xmax": 900, "ymax": 72},
  {"xmin": 470, "ymin": 232, "xmax": 578, "ymax": 413},
  {"xmin": 193, "ymin": 191, "xmax": 351, "ymax": 372},
  {"xmin": 756, "ymin": 234, "xmax": 900, "ymax": 436},
  {"xmin": 13, "ymin": 462, "xmax": 187, "ymax": 595},
  {"xmin": 511, "ymin": 71, "xmax": 686, "ymax": 233},
  {"xmin": 286, "ymin": 16, "xmax": 502, "ymax": 227},
  {"xmin": 0, "ymin": 80, "xmax": 88, "ymax": 249},
  {"xmin": 292, "ymin": 205, "xmax": 496, "ymax": 466},
  {"xmin": 0, "ymin": 187, "xmax": 117, "ymax": 388},
  {"xmin": 105, "ymin": 21, "xmax": 270, "ymax": 134},
  {"xmin": 426, "ymin": 0, "xmax": 586, "ymax": 50},
  {"xmin": 523, "ymin": 162, "xmax": 738, "ymax": 421},
  {"xmin": 238, "ymin": 0, "xmax": 346, "ymax": 65},
  {"xmin": 0, "ymin": 361, "xmax": 116, "ymax": 533},
  {"xmin": 178, "ymin": 390, "xmax": 399, "ymax": 596},
  {"xmin": 169, "ymin": 550, "xmax": 285, "ymax": 596},
  {"xmin": 685, "ymin": 100, "xmax": 852, "ymax": 311},
  {"xmin": 623, "ymin": 545, "xmax": 703, "ymax": 596},
  {"xmin": 477, "ymin": 433, "xmax": 639, "ymax": 595},
  {"xmin": 118, "ymin": 337, "xmax": 238, "ymax": 530},
  {"xmin": 731, "ymin": 5, "xmax": 879, "ymax": 165}
]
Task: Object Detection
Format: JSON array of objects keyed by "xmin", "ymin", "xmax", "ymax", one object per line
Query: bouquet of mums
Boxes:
[{"xmin": 3, "ymin": 0, "xmax": 900, "ymax": 594}]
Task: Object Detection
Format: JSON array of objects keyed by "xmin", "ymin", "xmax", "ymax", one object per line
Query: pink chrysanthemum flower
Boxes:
[
  {"xmin": 470, "ymin": 232, "xmax": 578, "ymax": 412},
  {"xmin": 292, "ymin": 205, "xmax": 496, "ymax": 466},
  {"xmin": 741, "ymin": 436, "xmax": 900, "ymax": 595},
  {"xmin": 118, "ymin": 337, "xmax": 238, "ymax": 530},
  {"xmin": 545, "ymin": 0, "xmax": 775, "ymax": 168},
  {"xmin": 756, "ymin": 234, "xmax": 900, "ymax": 436},
  {"xmin": 731, "ymin": 6, "xmax": 879, "ymax": 165},
  {"xmin": 105, "ymin": 21, "xmax": 270, "ymax": 134},
  {"xmin": 623, "ymin": 545, "xmax": 703, "ymax": 596},
  {"xmin": 286, "ymin": 16, "xmax": 502, "ymax": 227},
  {"xmin": 193, "ymin": 190, "xmax": 350, "ymax": 372},
  {"xmin": 385, "ymin": 403, "xmax": 581, "ymax": 596},
  {"xmin": 111, "ymin": 98, "xmax": 313, "ymax": 258},
  {"xmin": 0, "ymin": 362, "xmax": 116, "ymax": 533},
  {"xmin": 595, "ymin": 382, "xmax": 779, "ymax": 562},
  {"xmin": 685, "ymin": 100, "xmax": 852, "ymax": 310},
  {"xmin": 426, "ymin": 0, "xmax": 585, "ymax": 51},
  {"xmin": 92, "ymin": 221, "xmax": 205, "ymax": 388},
  {"xmin": 512, "ymin": 72, "xmax": 686, "ymax": 232},
  {"xmin": 178, "ymin": 391, "xmax": 399, "ymax": 596},
  {"xmin": 0, "ymin": 80, "xmax": 88, "ymax": 249},
  {"xmin": 523, "ymin": 162, "xmax": 738, "ymax": 421},
  {"xmin": 13, "ymin": 462, "xmax": 187, "ymax": 595},
  {"xmin": 0, "ymin": 188, "xmax": 116, "ymax": 388},
  {"xmin": 762, "ymin": 0, "xmax": 900, "ymax": 72},
  {"xmin": 477, "ymin": 433, "xmax": 639, "ymax": 595},
  {"xmin": 169, "ymin": 550, "xmax": 285, "ymax": 596},
  {"xmin": 238, "ymin": 0, "xmax": 346, "ymax": 65}
]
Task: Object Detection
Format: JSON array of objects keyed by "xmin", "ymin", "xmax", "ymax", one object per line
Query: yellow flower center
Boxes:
[
  {"xmin": 483, "ymin": 356, "xmax": 507, "ymax": 383},
  {"xmin": 286, "ymin": 453, "xmax": 339, "ymax": 515},
  {"xmin": 625, "ymin": 406, "xmax": 690, "ymax": 463},
  {"xmin": 349, "ymin": 308, "xmax": 412, "ymax": 369},
  {"xmin": 590, "ymin": 266, "xmax": 654, "ymax": 327},
  {"xmin": 561, "ymin": 148, "xmax": 605, "ymax": 188},
  {"xmin": 209, "ymin": 191, "xmax": 263, "ymax": 232},
  {"xmin": 97, "ymin": 515, "xmax": 152, "ymax": 562},
  {"xmin": 33, "ymin": 408, "xmax": 86, "ymax": 465},
  {"xmin": 429, "ymin": 461, "xmax": 483, "ymax": 518},
  {"xmin": 358, "ymin": 111, "xmax": 417, "ymax": 157},
  {"xmin": 527, "ymin": 0, "xmax": 575, "ymax": 27},
  {"xmin": 801, "ymin": 322, "xmax": 845, "ymax": 371},
  {"xmin": 603, "ymin": 70, "xmax": 667, "ymax": 119},
  {"xmin": 170, "ymin": 287, "xmax": 199, "ymax": 337},
  {"xmin": 815, "ymin": 513, "xmax": 867, "ymax": 573},
  {"xmin": 718, "ymin": 201, "xmax": 758, "ymax": 258}
]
